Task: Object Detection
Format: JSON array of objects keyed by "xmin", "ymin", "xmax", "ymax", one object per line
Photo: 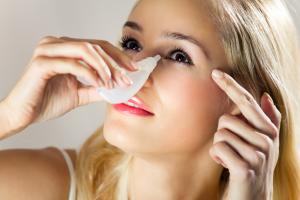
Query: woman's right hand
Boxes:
[{"xmin": 1, "ymin": 36, "xmax": 137, "ymax": 136}]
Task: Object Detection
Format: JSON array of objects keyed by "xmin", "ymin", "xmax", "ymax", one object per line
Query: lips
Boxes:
[
  {"xmin": 112, "ymin": 95, "xmax": 154, "ymax": 116},
  {"xmin": 128, "ymin": 96, "xmax": 154, "ymax": 114}
]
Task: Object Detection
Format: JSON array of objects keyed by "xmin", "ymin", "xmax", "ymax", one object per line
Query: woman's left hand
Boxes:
[{"xmin": 209, "ymin": 69, "xmax": 282, "ymax": 200}]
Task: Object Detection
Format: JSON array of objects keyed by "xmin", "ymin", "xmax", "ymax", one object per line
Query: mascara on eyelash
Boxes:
[{"xmin": 119, "ymin": 36, "xmax": 193, "ymax": 66}]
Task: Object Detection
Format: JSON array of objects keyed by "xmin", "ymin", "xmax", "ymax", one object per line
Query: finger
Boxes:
[
  {"xmin": 60, "ymin": 37, "xmax": 135, "ymax": 87},
  {"xmin": 110, "ymin": 70, "xmax": 132, "ymax": 88},
  {"xmin": 60, "ymin": 36, "xmax": 137, "ymax": 71},
  {"xmin": 77, "ymin": 86, "xmax": 103, "ymax": 106},
  {"xmin": 38, "ymin": 36, "xmax": 64, "ymax": 45},
  {"xmin": 34, "ymin": 41, "xmax": 112, "ymax": 87},
  {"xmin": 261, "ymin": 93, "xmax": 281, "ymax": 130},
  {"xmin": 213, "ymin": 128, "xmax": 266, "ymax": 172},
  {"xmin": 212, "ymin": 69, "xmax": 278, "ymax": 139},
  {"xmin": 98, "ymin": 40, "xmax": 138, "ymax": 71},
  {"xmin": 217, "ymin": 114, "xmax": 274, "ymax": 155},
  {"xmin": 210, "ymin": 141, "xmax": 254, "ymax": 180},
  {"xmin": 93, "ymin": 44, "xmax": 132, "ymax": 87},
  {"xmin": 32, "ymin": 56, "xmax": 103, "ymax": 88}
]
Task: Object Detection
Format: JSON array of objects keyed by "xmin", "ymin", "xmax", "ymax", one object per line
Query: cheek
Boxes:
[
  {"xmin": 155, "ymin": 71, "xmax": 225, "ymax": 152},
  {"xmin": 102, "ymin": 67, "xmax": 228, "ymax": 155}
]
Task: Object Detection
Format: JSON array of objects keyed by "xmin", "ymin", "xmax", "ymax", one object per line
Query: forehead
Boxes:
[
  {"xmin": 126, "ymin": 0, "xmax": 229, "ymax": 68},
  {"xmin": 128, "ymin": 0, "xmax": 215, "ymax": 36}
]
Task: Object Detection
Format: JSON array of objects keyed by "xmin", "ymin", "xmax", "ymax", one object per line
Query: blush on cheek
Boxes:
[
  {"xmin": 165, "ymin": 73, "xmax": 222, "ymax": 111},
  {"xmin": 155, "ymin": 73, "xmax": 226, "ymax": 152}
]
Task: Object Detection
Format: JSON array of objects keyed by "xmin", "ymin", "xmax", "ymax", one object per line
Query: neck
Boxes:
[{"xmin": 128, "ymin": 147, "xmax": 224, "ymax": 200}]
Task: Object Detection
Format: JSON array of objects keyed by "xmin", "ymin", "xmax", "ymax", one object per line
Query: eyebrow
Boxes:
[{"xmin": 123, "ymin": 21, "xmax": 210, "ymax": 59}]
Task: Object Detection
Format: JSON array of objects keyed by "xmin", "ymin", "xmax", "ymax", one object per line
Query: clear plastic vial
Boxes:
[{"xmin": 96, "ymin": 55, "xmax": 161, "ymax": 104}]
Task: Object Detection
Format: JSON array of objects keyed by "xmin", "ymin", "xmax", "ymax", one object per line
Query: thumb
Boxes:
[
  {"xmin": 77, "ymin": 86, "xmax": 103, "ymax": 106},
  {"xmin": 260, "ymin": 92, "xmax": 281, "ymax": 129}
]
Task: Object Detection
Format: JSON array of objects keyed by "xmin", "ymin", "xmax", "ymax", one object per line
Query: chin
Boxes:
[
  {"xmin": 103, "ymin": 118, "xmax": 138, "ymax": 154},
  {"xmin": 103, "ymin": 105, "xmax": 148, "ymax": 153}
]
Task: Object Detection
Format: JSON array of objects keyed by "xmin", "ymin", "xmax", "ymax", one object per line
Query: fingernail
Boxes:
[
  {"xmin": 116, "ymin": 76, "xmax": 128, "ymax": 88},
  {"xmin": 264, "ymin": 92, "xmax": 274, "ymax": 104},
  {"xmin": 108, "ymin": 79, "xmax": 114, "ymax": 89},
  {"xmin": 215, "ymin": 157, "xmax": 227, "ymax": 168},
  {"xmin": 215, "ymin": 156, "xmax": 222, "ymax": 164},
  {"xmin": 212, "ymin": 69, "xmax": 224, "ymax": 79},
  {"xmin": 220, "ymin": 161, "xmax": 227, "ymax": 168},
  {"xmin": 131, "ymin": 61, "xmax": 139, "ymax": 70},
  {"xmin": 122, "ymin": 75, "xmax": 133, "ymax": 85},
  {"xmin": 97, "ymin": 79, "xmax": 104, "ymax": 87},
  {"xmin": 104, "ymin": 65, "xmax": 112, "ymax": 79},
  {"xmin": 112, "ymin": 80, "xmax": 118, "ymax": 88},
  {"xmin": 104, "ymin": 80, "xmax": 110, "ymax": 89},
  {"xmin": 120, "ymin": 68, "xmax": 126, "ymax": 75}
]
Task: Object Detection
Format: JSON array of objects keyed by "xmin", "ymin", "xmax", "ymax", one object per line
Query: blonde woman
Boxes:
[{"xmin": 0, "ymin": 0, "xmax": 299, "ymax": 199}]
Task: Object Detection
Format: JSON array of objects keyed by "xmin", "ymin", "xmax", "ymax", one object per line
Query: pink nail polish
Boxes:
[
  {"xmin": 215, "ymin": 156, "xmax": 222, "ymax": 164},
  {"xmin": 131, "ymin": 61, "xmax": 139, "ymax": 70},
  {"xmin": 122, "ymin": 75, "xmax": 133, "ymax": 85},
  {"xmin": 264, "ymin": 92, "xmax": 274, "ymax": 104},
  {"xmin": 212, "ymin": 69, "xmax": 224, "ymax": 79},
  {"xmin": 216, "ymin": 157, "xmax": 227, "ymax": 168}
]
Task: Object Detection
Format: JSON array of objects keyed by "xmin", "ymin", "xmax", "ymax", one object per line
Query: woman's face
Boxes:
[{"xmin": 103, "ymin": 0, "xmax": 231, "ymax": 157}]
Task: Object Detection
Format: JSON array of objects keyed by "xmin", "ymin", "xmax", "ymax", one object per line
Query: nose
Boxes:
[
  {"xmin": 134, "ymin": 54, "xmax": 158, "ymax": 88},
  {"xmin": 131, "ymin": 52, "xmax": 161, "ymax": 88},
  {"xmin": 131, "ymin": 51, "xmax": 159, "ymax": 62},
  {"xmin": 143, "ymin": 74, "xmax": 153, "ymax": 88}
]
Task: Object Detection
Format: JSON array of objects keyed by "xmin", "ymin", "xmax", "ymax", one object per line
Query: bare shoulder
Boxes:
[{"xmin": 0, "ymin": 146, "xmax": 77, "ymax": 200}]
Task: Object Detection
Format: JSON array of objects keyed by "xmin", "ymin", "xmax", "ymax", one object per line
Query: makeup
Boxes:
[{"xmin": 112, "ymin": 103, "xmax": 154, "ymax": 116}]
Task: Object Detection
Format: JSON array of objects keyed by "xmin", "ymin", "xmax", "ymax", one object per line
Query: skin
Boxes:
[
  {"xmin": 0, "ymin": 37, "xmax": 136, "ymax": 139},
  {"xmin": 103, "ymin": 0, "xmax": 281, "ymax": 199},
  {"xmin": 210, "ymin": 71, "xmax": 280, "ymax": 200},
  {"xmin": 103, "ymin": 0, "xmax": 230, "ymax": 199},
  {"xmin": 0, "ymin": 0, "xmax": 281, "ymax": 199}
]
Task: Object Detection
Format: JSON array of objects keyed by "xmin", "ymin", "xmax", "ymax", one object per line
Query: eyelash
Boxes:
[{"xmin": 119, "ymin": 36, "xmax": 194, "ymax": 66}]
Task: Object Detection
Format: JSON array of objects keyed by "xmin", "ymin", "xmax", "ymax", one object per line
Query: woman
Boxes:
[{"xmin": 0, "ymin": 0, "xmax": 299, "ymax": 199}]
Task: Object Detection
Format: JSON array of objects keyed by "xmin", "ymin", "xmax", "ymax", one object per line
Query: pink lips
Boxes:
[
  {"xmin": 128, "ymin": 97, "xmax": 153, "ymax": 113},
  {"xmin": 112, "ymin": 96, "xmax": 154, "ymax": 117}
]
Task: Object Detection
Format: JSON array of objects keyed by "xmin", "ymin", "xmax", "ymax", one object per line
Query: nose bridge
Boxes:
[
  {"xmin": 132, "ymin": 52, "xmax": 154, "ymax": 63},
  {"xmin": 138, "ymin": 52, "xmax": 161, "ymax": 88},
  {"xmin": 131, "ymin": 42, "xmax": 161, "ymax": 62}
]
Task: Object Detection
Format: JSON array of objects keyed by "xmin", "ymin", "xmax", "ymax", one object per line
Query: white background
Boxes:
[{"xmin": 0, "ymin": 0, "xmax": 299, "ymax": 151}]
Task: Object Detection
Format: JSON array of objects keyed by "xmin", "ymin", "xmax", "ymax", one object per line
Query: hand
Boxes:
[
  {"xmin": 2, "ymin": 36, "xmax": 137, "ymax": 135},
  {"xmin": 209, "ymin": 69, "xmax": 281, "ymax": 200}
]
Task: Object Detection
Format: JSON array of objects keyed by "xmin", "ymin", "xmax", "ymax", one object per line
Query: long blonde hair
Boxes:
[{"xmin": 75, "ymin": 0, "xmax": 300, "ymax": 199}]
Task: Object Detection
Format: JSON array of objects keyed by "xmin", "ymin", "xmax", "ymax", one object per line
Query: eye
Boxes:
[
  {"xmin": 166, "ymin": 47, "xmax": 194, "ymax": 66},
  {"xmin": 119, "ymin": 36, "xmax": 194, "ymax": 66},
  {"xmin": 119, "ymin": 36, "xmax": 142, "ymax": 52}
]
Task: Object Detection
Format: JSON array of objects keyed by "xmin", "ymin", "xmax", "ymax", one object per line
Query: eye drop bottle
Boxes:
[{"xmin": 96, "ymin": 55, "xmax": 161, "ymax": 104}]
